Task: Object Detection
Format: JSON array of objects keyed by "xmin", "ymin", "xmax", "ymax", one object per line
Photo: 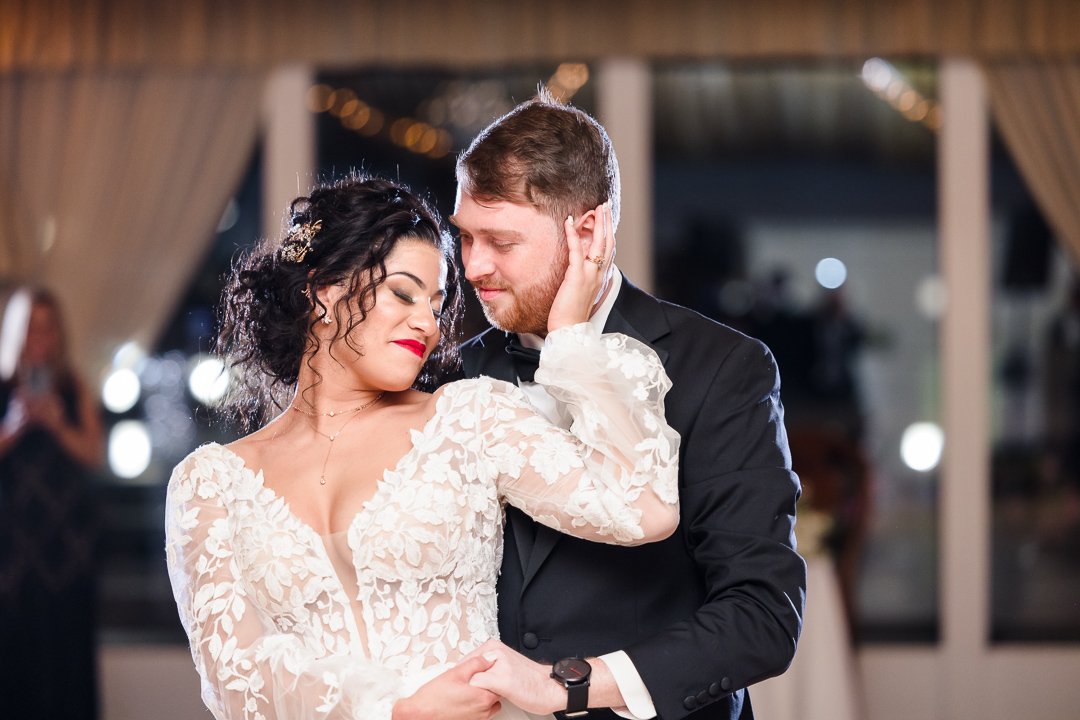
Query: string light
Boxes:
[
  {"xmin": 305, "ymin": 84, "xmax": 335, "ymax": 113},
  {"xmin": 308, "ymin": 63, "xmax": 591, "ymax": 161},
  {"xmin": 330, "ymin": 89, "xmax": 359, "ymax": 117},
  {"xmin": 389, "ymin": 117, "xmax": 412, "ymax": 146},
  {"xmin": 360, "ymin": 109, "xmax": 384, "ymax": 136},
  {"xmin": 309, "ymin": 83, "xmax": 454, "ymax": 158},
  {"xmin": 860, "ymin": 58, "xmax": 941, "ymax": 132}
]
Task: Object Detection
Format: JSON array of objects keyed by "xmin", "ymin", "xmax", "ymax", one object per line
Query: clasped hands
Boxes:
[{"xmin": 392, "ymin": 639, "xmax": 566, "ymax": 720}]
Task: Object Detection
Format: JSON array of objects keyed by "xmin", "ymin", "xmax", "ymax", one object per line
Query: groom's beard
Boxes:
[{"xmin": 472, "ymin": 244, "xmax": 568, "ymax": 337}]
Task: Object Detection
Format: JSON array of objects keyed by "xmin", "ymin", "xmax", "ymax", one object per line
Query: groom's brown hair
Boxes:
[{"xmin": 456, "ymin": 86, "xmax": 621, "ymax": 230}]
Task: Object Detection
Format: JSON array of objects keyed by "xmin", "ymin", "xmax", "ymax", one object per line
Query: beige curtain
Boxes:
[
  {"xmin": 0, "ymin": 70, "xmax": 264, "ymax": 377},
  {"xmin": 985, "ymin": 62, "xmax": 1080, "ymax": 268}
]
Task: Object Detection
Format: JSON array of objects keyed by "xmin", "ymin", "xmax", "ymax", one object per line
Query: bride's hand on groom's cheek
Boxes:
[{"xmin": 464, "ymin": 639, "xmax": 564, "ymax": 715}]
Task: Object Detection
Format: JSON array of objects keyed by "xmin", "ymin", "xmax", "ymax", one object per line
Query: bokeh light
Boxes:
[
  {"xmin": 188, "ymin": 355, "xmax": 230, "ymax": 405},
  {"xmin": 102, "ymin": 367, "xmax": 141, "ymax": 413},
  {"xmin": 108, "ymin": 420, "xmax": 153, "ymax": 479},
  {"xmin": 815, "ymin": 257, "xmax": 848, "ymax": 289},
  {"xmin": 900, "ymin": 421, "xmax": 944, "ymax": 472}
]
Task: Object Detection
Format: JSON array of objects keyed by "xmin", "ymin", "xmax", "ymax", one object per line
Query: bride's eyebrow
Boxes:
[
  {"xmin": 386, "ymin": 271, "xmax": 446, "ymax": 297},
  {"xmin": 386, "ymin": 271, "xmax": 427, "ymax": 289}
]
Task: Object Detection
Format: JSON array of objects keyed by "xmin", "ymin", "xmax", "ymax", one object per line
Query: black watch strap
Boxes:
[
  {"xmin": 551, "ymin": 657, "xmax": 592, "ymax": 718},
  {"xmin": 565, "ymin": 681, "xmax": 589, "ymax": 716}
]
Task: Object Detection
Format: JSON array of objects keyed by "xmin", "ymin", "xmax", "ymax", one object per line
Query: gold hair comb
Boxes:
[{"xmin": 279, "ymin": 220, "xmax": 323, "ymax": 263}]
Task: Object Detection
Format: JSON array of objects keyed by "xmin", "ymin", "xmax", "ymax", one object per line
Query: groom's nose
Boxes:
[{"xmin": 462, "ymin": 242, "xmax": 496, "ymax": 283}]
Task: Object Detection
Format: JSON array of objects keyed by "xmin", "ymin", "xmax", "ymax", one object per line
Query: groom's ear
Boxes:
[{"xmin": 571, "ymin": 208, "xmax": 599, "ymax": 252}]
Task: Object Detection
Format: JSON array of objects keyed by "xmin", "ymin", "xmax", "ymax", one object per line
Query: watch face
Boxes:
[{"xmin": 552, "ymin": 657, "xmax": 592, "ymax": 683}]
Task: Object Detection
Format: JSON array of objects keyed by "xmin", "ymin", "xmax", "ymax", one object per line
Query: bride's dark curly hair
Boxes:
[{"xmin": 216, "ymin": 174, "xmax": 463, "ymax": 429}]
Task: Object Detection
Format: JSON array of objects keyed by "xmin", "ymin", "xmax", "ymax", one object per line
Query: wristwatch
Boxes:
[{"xmin": 550, "ymin": 657, "xmax": 592, "ymax": 717}]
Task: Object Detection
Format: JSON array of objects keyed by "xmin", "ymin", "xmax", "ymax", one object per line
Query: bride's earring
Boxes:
[{"xmin": 321, "ymin": 313, "xmax": 332, "ymax": 325}]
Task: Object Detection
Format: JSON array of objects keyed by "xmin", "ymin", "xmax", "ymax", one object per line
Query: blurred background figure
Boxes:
[
  {"xmin": 0, "ymin": 287, "xmax": 104, "ymax": 720},
  {"xmin": 751, "ymin": 282, "xmax": 870, "ymax": 443},
  {"xmin": 807, "ymin": 288, "xmax": 868, "ymax": 440}
]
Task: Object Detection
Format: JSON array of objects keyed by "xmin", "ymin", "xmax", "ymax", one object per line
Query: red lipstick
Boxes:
[{"xmin": 393, "ymin": 339, "xmax": 426, "ymax": 358}]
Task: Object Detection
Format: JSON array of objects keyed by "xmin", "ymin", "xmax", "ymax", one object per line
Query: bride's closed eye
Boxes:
[
  {"xmin": 392, "ymin": 287, "xmax": 444, "ymax": 319},
  {"xmin": 392, "ymin": 288, "xmax": 416, "ymax": 305}
]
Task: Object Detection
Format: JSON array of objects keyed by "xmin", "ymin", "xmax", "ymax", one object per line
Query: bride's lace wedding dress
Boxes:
[{"xmin": 166, "ymin": 324, "xmax": 680, "ymax": 720}]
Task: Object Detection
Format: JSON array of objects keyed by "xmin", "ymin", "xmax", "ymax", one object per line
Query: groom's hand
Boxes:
[
  {"xmin": 392, "ymin": 655, "xmax": 502, "ymax": 720},
  {"xmin": 465, "ymin": 639, "xmax": 564, "ymax": 716}
]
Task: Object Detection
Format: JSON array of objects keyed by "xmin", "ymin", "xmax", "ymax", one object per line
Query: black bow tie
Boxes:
[{"xmin": 506, "ymin": 336, "xmax": 541, "ymax": 382}]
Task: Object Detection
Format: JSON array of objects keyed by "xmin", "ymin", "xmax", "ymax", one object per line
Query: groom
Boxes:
[{"xmin": 449, "ymin": 90, "xmax": 805, "ymax": 720}]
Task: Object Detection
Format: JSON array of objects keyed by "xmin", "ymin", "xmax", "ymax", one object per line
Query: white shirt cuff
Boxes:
[{"xmin": 598, "ymin": 651, "xmax": 657, "ymax": 720}]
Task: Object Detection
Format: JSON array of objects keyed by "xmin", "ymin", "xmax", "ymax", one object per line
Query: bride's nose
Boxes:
[{"xmin": 408, "ymin": 302, "xmax": 439, "ymax": 335}]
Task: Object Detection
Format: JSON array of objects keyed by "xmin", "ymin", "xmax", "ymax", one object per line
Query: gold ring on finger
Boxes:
[{"xmin": 589, "ymin": 255, "xmax": 604, "ymax": 266}]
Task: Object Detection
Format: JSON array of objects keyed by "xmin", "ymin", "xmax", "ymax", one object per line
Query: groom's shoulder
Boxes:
[
  {"xmin": 663, "ymin": 298, "xmax": 751, "ymax": 343},
  {"xmin": 624, "ymin": 281, "xmax": 754, "ymax": 349}
]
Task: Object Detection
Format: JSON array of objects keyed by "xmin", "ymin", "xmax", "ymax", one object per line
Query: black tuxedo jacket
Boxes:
[{"xmin": 456, "ymin": 278, "xmax": 806, "ymax": 720}]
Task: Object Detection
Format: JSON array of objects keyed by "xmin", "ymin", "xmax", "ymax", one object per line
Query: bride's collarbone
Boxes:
[{"xmin": 241, "ymin": 403, "xmax": 434, "ymax": 534}]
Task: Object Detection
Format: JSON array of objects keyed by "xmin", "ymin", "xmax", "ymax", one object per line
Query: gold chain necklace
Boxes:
[
  {"xmin": 290, "ymin": 397, "xmax": 380, "ymax": 418},
  {"xmin": 294, "ymin": 392, "xmax": 384, "ymax": 485}
]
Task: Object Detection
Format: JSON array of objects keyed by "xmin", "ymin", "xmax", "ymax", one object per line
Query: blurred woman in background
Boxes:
[{"xmin": 0, "ymin": 286, "xmax": 104, "ymax": 720}]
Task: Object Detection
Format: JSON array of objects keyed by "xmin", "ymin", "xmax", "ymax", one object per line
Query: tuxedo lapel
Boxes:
[
  {"xmin": 505, "ymin": 506, "xmax": 535, "ymax": 575},
  {"xmin": 602, "ymin": 276, "xmax": 672, "ymax": 362},
  {"xmin": 522, "ymin": 524, "xmax": 560, "ymax": 589}
]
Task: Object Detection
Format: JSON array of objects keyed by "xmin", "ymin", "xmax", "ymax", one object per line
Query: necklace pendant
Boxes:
[
  {"xmin": 320, "ymin": 476, "xmax": 327, "ymax": 485},
  {"xmin": 328, "ymin": 411, "xmax": 336, "ymax": 417}
]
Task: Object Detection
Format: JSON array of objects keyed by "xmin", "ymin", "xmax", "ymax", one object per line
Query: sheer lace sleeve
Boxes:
[
  {"xmin": 165, "ymin": 449, "xmax": 403, "ymax": 720},
  {"xmin": 479, "ymin": 323, "xmax": 680, "ymax": 544}
]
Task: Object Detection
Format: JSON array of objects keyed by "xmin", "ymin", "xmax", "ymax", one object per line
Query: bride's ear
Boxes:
[{"xmin": 313, "ymin": 282, "xmax": 342, "ymax": 324}]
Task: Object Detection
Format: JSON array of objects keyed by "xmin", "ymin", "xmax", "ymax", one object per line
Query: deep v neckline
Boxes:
[{"xmin": 212, "ymin": 387, "xmax": 453, "ymax": 538}]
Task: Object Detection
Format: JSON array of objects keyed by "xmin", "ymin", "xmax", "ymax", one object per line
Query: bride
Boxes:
[{"xmin": 165, "ymin": 175, "xmax": 680, "ymax": 720}]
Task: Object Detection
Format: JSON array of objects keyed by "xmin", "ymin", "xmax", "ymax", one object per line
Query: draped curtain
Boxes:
[
  {"xmin": 984, "ymin": 62, "xmax": 1080, "ymax": 268},
  {"xmin": 0, "ymin": 71, "xmax": 263, "ymax": 377}
]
